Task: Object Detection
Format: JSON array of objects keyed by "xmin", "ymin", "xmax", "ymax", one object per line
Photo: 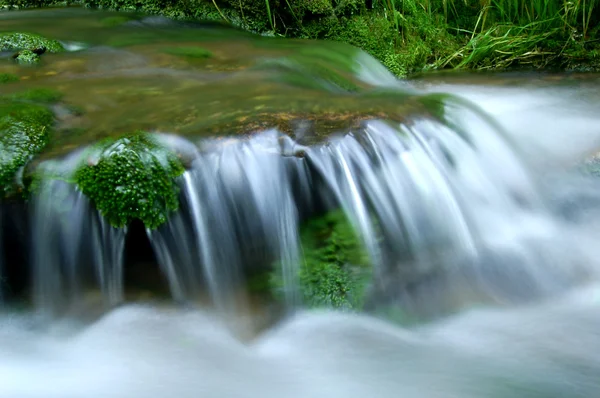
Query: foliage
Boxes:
[
  {"xmin": 73, "ymin": 133, "xmax": 185, "ymax": 229},
  {"xmin": 271, "ymin": 210, "xmax": 372, "ymax": 310}
]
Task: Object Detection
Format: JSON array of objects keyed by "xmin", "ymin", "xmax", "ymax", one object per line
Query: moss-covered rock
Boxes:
[
  {"xmin": 73, "ymin": 133, "xmax": 184, "ymax": 229},
  {"xmin": 0, "ymin": 32, "xmax": 65, "ymax": 53},
  {"xmin": 0, "ymin": 100, "xmax": 54, "ymax": 198},
  {"xmin": 13, "ymin": 49, "xmax": 41, "ymax": 65},
  {"xmin": 271, "ymin": 210, "xmax": 372, "ymax": 309}
]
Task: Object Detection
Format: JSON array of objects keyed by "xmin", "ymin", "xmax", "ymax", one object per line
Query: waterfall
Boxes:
[
  {"xmin": 32, "ymin": 179, "xmax": 126, "ymax": 316},
  {"xmin": 149, "ymin": 130, "xmax": 302, "ymax": 311},
  {"xmin": 21, "ymin": 105, "xmax": 597, "ymax": 316}
]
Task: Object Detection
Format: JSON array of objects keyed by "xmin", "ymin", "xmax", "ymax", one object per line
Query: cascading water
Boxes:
[
  {"xmin": 148, "ymin": 131, "xmax": 302, "ymax": 311},
  {"xmin": 32, "ymin": 179, "xmax": 127, "ymax": 316},
  {"xmin": 23, "ymin": 103, "xmax": 597, "ymax": 318}
]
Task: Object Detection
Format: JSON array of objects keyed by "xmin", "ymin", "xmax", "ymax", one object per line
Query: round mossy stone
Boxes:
[{"xmin": 74, "ymin": 133, "xmax": 185, "ymax": 230}]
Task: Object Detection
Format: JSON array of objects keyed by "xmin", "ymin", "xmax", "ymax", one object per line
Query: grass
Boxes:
[{"xmin": 376, "ymin": 0, "xmax": 587, "ymax": 71}]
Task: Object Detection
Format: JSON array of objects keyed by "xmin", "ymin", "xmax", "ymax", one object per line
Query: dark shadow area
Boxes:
[
  {"xmin": 0, "ymin": 202, "xmax": 31, "ymax": 303},
  {"xmin": 123, "ymin": 219, "xmax": 170, "ymax": 298}
]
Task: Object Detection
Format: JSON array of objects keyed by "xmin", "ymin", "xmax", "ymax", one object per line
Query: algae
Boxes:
[
  {"xmin": 163, "ymin": 46, "xmax": 213, "ymax": 58},
  {"xmin": 10, "ymin": 88, "xmax": 63, "ymax": 103},
  {"xmin": 0, "ymin": 73, "xmax": 19, "ymax": 84},
  {"xmin": 73, "ymin": 133, "xmax": 184, "ymax": 229}
]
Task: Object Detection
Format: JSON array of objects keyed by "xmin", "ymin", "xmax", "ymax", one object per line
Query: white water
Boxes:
[{"xmin": 1, "ymin": 282, "xmax": 599, "ymax": 398}]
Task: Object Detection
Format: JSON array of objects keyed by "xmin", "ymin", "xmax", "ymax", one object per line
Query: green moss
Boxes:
[
  {"xmin": 326, "ymin": 14, "xmax": 404, "ymax": 75},
  {"xmin": 163, "ymin": 46, "xmax": 213, "ymax": 58},
  {"xmin": 14, "ymin": 49, "xmax": 41, "ymax": 65},
  {"xmin": 0, "ymin": 32, "xmax": 64, "ymax": 53},
  {"xmin": 0, "ymin": 100, "xmax": 54, "ymax": 198},
  {"xmin": 0, "ymin": 73, "xmax": 19, "ymax": 84},
  {"xmin": 74, "ymin": 133, "xmax": 184, "ymax": 229},
  {"xmin": 271, "ymin": 210, "xmax": 372, "ymax": 309},
  {"xmin": 10, "ymin": 88, "xmax": 63, "ymax": 103}
]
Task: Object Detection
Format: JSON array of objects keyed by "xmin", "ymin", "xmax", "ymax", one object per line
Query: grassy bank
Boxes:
[{"xmin": 1, "ymin": 0, "xmax": 599, "ymax": 75}]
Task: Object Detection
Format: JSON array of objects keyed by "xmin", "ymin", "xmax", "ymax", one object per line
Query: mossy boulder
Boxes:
[
  {"xmin": 73, "ymin": 133, "xmax": 185, "ymax": 229},
  {"xmin": 271, "ymin": 210, "xmax": 372, "ymax": 309},
  {"xmin": 0, "ymin": 32, "xmax": 65, "ymax": 53},
  {"xmin": 0, "ymin": 100, "xmax": 54, "ymax": 198}
]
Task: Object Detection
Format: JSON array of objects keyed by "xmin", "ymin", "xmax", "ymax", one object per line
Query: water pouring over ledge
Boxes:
[{"xmin": 2, "ymin": 8, "xmax": 600, "ymax": 398}]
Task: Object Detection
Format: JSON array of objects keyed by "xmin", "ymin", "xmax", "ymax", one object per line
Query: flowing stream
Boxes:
[{"xmin": 2, "ymin": 8, "xmax": 600, "ymax": 398}]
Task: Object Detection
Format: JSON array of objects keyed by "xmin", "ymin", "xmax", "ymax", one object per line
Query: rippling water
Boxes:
[{"xmin": 1, "ymin": 283, "xmax": 600, "ymax": 398}]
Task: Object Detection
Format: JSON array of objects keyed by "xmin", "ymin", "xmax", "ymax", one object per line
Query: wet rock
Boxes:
[{"xmin": 0, "ymin": 99, "xmax": 54, "ymax": 199}]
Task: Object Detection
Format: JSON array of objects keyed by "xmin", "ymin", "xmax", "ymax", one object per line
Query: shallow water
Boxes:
[{"xmin": 2, "ymin": 7, "xmax": 600, "ymax": 398}]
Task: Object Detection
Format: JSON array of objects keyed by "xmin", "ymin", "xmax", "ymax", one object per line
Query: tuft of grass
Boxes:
[{"xmin": 435, "ymin": 22, "xmax": 561, "ymax": 70}]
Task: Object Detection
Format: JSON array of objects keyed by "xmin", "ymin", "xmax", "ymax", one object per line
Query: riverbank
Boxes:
[{"xmin": 1, "ymin": 0, "xmax": 599, "ymax": 77}]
